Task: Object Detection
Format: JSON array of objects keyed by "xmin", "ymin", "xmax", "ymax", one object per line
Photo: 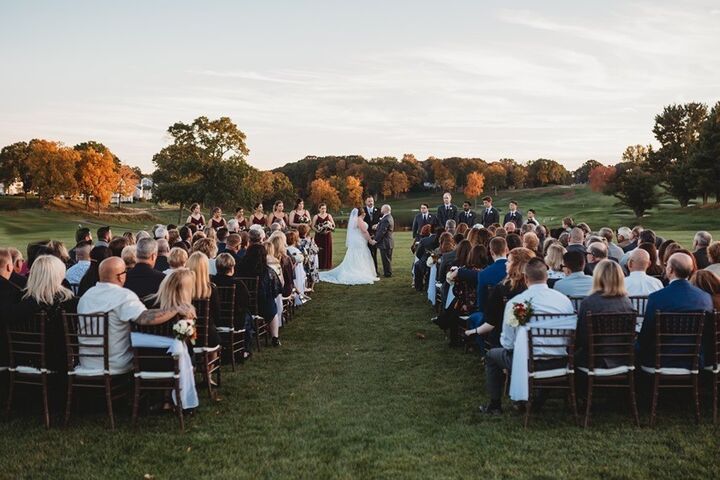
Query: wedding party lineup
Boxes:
[{"xmin": 1, "ymin": 1, "xmax": 719, "ymax": 478}]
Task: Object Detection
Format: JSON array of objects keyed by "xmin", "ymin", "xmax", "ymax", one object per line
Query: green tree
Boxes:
[
  {"xmin": 483, "ymin": 163, "xmax": 507, "ymax": 195},
  {"xmin": 526, "ymin": 158, "xmax": 571, "ymax": 187},
  {"xmin": 603, "ymin": 165, "xmax": 660, "ymax": 218},
  {"xmin": 621, "ymin": 144, "xmax": 652, "ymax": 164},
  {"xmin": 0, "ymin": 141, "xmax": 33, "ymax": 198},
  {"xmin": 573, "ymin": 159, "xmax": 602, "ymax": 184},
  {"xmin": 690, "ymin": 101, "xmax": 720, "ymax": 203}
]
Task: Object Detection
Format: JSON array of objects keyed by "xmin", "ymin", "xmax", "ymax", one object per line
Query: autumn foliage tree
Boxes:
[
  {"xmin": 464, "ymin": 171, "xmax": 485, "ymax": 207},
  {"xmin": 344, "ymin": 175, "xmax": 364, "ymax": 206},
  {"xmin": 382, "ymin": 170, "xmax": 410, "ymax": 199},
  {"xmin": 588, "ymin": 165, "xmax": 616, "ymax": 192},
  {"xmin": 308, "ymin": 178, "xmax": 341, "ymax": 211},
  {"xmin": 74, "ymin": 147, "xmax": 120, "ymax": 211},
  {"xmin": 26, "ymin": 140, "xmax": 79, "ymax": 203}
]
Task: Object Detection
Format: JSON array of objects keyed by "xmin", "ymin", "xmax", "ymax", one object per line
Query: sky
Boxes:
[{"xmin": 1, "ymin": 0, "xmax": 718, "ymax": 173}]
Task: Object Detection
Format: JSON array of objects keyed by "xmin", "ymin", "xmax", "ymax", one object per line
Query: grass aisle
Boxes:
[{"xmin": 1, "ymin": 231, "xmax": 719, "ymax": 479}]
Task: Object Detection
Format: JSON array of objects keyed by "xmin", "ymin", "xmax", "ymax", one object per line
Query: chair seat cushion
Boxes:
[
  {"xmin": 578, "ymin": 365, "xmax": 634, "ymax": 377},
  {"xmin": 9, "ymin": 365, "xmax": 55, "ymax": 375},
  {"xmin": 216, "ymin": 327, "xmax": 246, "ymax": 334},
  {"xmin": 529, "ymin": 368, "xmax": 573, "ymax": 379},
  {"xmin": 193, "ymin": 344, "xmax": 221, "ymax": 354},
  {"xmin": 641, "ymin": 365, "xmax": 698, "ymax": 375},
  {"xmin": 134, "ymin": 371, "xmax": 179, "ymax": 379},
  {"xmin": 703, "ymin": 365, "xmax": 720, "ymax": 374},
  {"xmin": 68, "ymin": 365, "xmax": 132, "ymax": 376}
]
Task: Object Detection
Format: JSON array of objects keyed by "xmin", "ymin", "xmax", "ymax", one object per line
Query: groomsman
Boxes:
[
  {"xmin": 524, "ymin": 209, "xmax": 539, "ymax": 226},
  {"xmin": 411, "ymin": 203, "xmax": 436, "ymax": 239},
  {"xmin": 503, "ymin": 200, "xmax": 523, "ymax": 229},
  {"xmin": 364, "ymin": 195, "xmax": 381, "ymax": 273},
  {"xmin": 458, "ymin": 201, "xmax": 477, "ymax": 227},
  {"xmin": 480, "ymin": 196, "xmax": 500, "ymax": 227},
  {"xmin": 436, "ymin": 192, "xmax": 458, "ymax": 227}
]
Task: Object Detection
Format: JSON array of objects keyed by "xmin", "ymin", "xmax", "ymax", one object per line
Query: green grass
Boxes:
[{"xmin": 1, "ymin": 231, "xmax": 719, "ymax": 479}]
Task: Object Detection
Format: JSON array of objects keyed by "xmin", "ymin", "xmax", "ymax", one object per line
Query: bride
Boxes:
[{"xmin": 319, "ymin": 208, "xmax": 379, "ymax": 285}]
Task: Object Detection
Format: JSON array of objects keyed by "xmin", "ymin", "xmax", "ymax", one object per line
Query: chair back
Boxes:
[
  {"xmin": 568, "ymin": 296, "xmax": 585, "ymax": 313},
  {"xmin": 706, "ymin": 311, "xmax": 720, "ymax": 369},
  {"xmin": 235, "ymin": 276, "xmax": 259, "ymax": 316},
  {"xmin": 653, "ymin": 311, "xmax": 705, "ymax": 370},
  {"xmin": 527, "ymin": 313, "xmax": 577, "ymax": 370},
  {"xmin": 68, "ymin": 283, "xmax": 81, "ymax": 296},
  {"xmin": 63, "ymin": 312, "xmax": 110, "ymax": 372},
  {"xmin": 133, "ymin": 320, "xmax": 174, "ymax": 337},
  {"xmin": 6, "ymin": 311, "xmax": 49, "ymax": 371},
  {"xmin": 216, "ymin": 285, "xmax": 236, "ymax": 329},
  {"xmin": 629, "ymin": 296, "xmax": 649, "ymax": 316},
  {"xmin": 584, "ymin": 312, "xmax": 637, "ymax": 370},
  {"xmin": 191, "ymin": 298, "xmax": 212, "ymax": 346}
]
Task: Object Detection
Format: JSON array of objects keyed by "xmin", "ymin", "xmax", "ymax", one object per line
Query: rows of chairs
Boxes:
[{"xmin": 1, "ymin": 275, "xmax": 298, "ymax": 431}]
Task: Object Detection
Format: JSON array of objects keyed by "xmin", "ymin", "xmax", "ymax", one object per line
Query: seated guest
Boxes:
[
  {"xmin": 185, "ymin": 252, "xmax": 221, "ymax": 350},
  {"xmin": 705, "ymin": 241, "xmax": 720, "ymax": 277},
  {"xmin": 503, "ymin": 222, "xmax": 516, "ymax": 234},
  {"xmin": 269, "ymin": 232, "xmax": 293, "ymax": 300},
  {"xmin": 174, "ymin": 226, "xmax": 192, "ymax": 251},
  {"xmin": 48, "ymin": 240, "xmax": 73, "ymax": 268},
  {"xmin": 617, "ymin": 226, "xmax": 632, "ymax": 251},
  {"xmin": 167, "ymin": 229, "xmax": 180, "ymax": 248},
  {"xmin": 575, "ymin": 260, "xmax": 635, "ymax": 367},
  {"xmin": 12, "ymin": 255, "xmax": 77, "ymax": 372},
  {"xmin": 553, "ymin": 251, "xmax": 593, "ymax": 297},
  {"xmin": 638, "ymin": 253, "xmax": 713, "ymax": 368},
  {"xmin": 122, "ymin": 231, "xmax": 136, "ymax": 245},
  {"xmin": 566, "ymin": 228, "xmax": 587, "ymax": 255},
  {"xmin": 625, "ymin": 249, "xmax": 664, "ymax": 297},
  {"xmin": 481, "ymin": 258, "xmax": 574, "ymax": 414},
  {"xmin": 0, "ymin": 248, "xmax": 23, "ymax": 304},
  {"xmin": 225, "ymin": 233, "xmax": 244, "ymax": 267},
  {"xmin": 78, "ymin": 257, "xmax": 197, "ymax": 408},
  {"xmin": 69, "ymin": 227, "xmax": 93, "ymax": 263},
  {"xmin": 637, "ymin": 242, "xmax": 664, "ymax": 276},
  {"xmin": 153, "ymin": 226, "xmax": 168, "ymax": 241},
  {"xmin": 584, "ymin": 242, "xmax": 608, "ymax": 276},
  {"xmin": 121, "ymin": 245, "xmax": 136, "ymax": 269},
  {"xmin": 77, "ymin": 246, "xmax": 112, "ymax": 297},
  {"xmin": 620, "ymin": 228, "xmax": 656, "ymax": 267},
  {"xmin": 124, "ymin": 238, "xmax": 165, "ymax": 300},
  {"xmin": 522, "ymin": 232, "xmax": 540, "ymax": 257},
  {"xmin": 8, "ymin": 247, "xmax": 28, "ymax": 281},
  {"xmin": 108, "ymin": 237, "xmax": 128, "ymax": 258},
  {"xmin": 544, "ymin": 243, "xmax": 567, "ymax": 282},
  {"xmin": 192, "ymin": 237, "xmax": 218, "ymax": 276},
  {"xmin": 154, "ymin": 239, "xmax": 170, "ymax": 272},
  {"xmin": 690, "ymin": 270, "xmax": 720, "ymax": 309},
  {"xmin": 65, "ymin": 244, "xmax": 92, "ymax": 285},
  {"xmin": 622, "ymin": 226, "xmax": 643, "ymax": 253},
  {"xmin": 693, "ymin": 231, "xmax": 712, "ymax": 269},
  {"xmin": 96, "ymin": 226, "xmax": 112, "ymax": 248},
  {"xmin": 165, "ymin": 247, "xmax": 188, "ymax": 275},
  {"xmin": 599, "ymin": 227, "xmax": 624, "ymax": 261},
  {"xmin": 216, "ymin": 227, "xmax": 229, "ymax": 254},
  {"xmin": 506, "ymin": 233, "xmax": 522, "ymax": 250}
]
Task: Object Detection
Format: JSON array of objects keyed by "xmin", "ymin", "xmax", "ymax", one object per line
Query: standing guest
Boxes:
[
  {"xmin": 637, "ymin": 243, "xmax": 664, "ymax": 276},
  {"xmin": 553, "ymin": 251, "xmax": 593, "ymax": 297},
  {"xmin": 458, "ymin": 201, "xmax": 477, "ymax": 228},
  {"xmin": 690, "ymin": 270, "xmax": 720, "ymax": 309},
  {"xmin": 624, "ymin": 249, "xmax": 664, "ymax": 297},
  {"xmin": 124, "ymin": 238, "xmax": 165, "ymax": 300},
  {"xmin": 65, "ymin": 244, "xmax": 92, "ymax": 285},
  {"xmin": 0, "ymin": 248, "xmax": 23, "ymax": 305},
  {"xmin": 363, "ymin": 195, "xmax": 381, "ymax": 274},
  {"xmin": 216, "ymin": 227, "xmax": 229, "ymax": 254},
  {"xmin": 234, "ymin": 207, "xmax": 248, "ymax": 230},
  {"xmin": 192, "ymin": 237, "xmax": 219, "ymax": 276},
  {"xmin": 312, "ymin": 203, "xmax": 335, "ymax": 270},
  {"xmin": 545, "ymin": 243, "xmax": 567, "ymax": 282},
  {"xmin": 13, "ymin": 255, "xmax": 78, "ymax": 373},
  {"xmin": 267, "ymin": 200, "xmax": 288, "ymax": 229},
  {"xmin": 693, "ymin": 231, "xmax": 712, "ymax": 269},
  {"xmin": 705, "ymin": 241, "xmax": 720, "ymax": 277},
  {"xmin": 481, "ymin": 258, "xmax": 574, "ymax": 414},
  {"xmin": 584, "ymin": 242, "xmax": 608, "ymax": 276},
  {"xmin": 412, "ymin": 203, "xmax": 437, "ymax": 239},
  {"xmin": 96, "ymin": 226, "xmax": 112, "ymax": 247},
  {"xmin": 108, "ymin": 237, "xmax": 129, "ymax": 258},
  {"xmin": 121, "ymin": 245, "xmax": 137, "ymax": 269},
  {"xmin": 154, "ymin": 239, "xmax": 171, "ymax": 272},
  {"xmin": 77, "ymin": 246, "xmax": 112, "ymax": 297},
  {"xmin": 289, "ymin": 199, "xmax": 311, "ymax": 228},
  {"xmin": 186, "ymin": 203, "xmax": 206, "ymax": 230},
  {"xmin": 250, "ymin": 203, "xmax": 267, "ymax": 226},
  {"xmin": 208, "ymin": 207, "xmax": 227, "ymax": 230},
  {"xmin": 566, "ymin": 228, "xmax": 587, "ymax": 255},
  {"xmin": 638, "ymin": 253, "xmax": 713, "ymax": 368},
  {"xmin": 503, "ymin": 200, "xmax": 523, "ymax": 230},
  {"xmin": 436, "ymin": 192, "xmax": 458, "ymax": 227},
  {"xmin": 575, "ymin": 260, "xmax": 635, "ymax": 367},
  {"xmin": 599, "ymin": 227, "xmax": 624, "ymax": 261},
  {"xmin": 480, "ymin": 196, "xmax": 500, "ymax": 228},
  {"xmin": 525, "ymin": 209, "xmax": 539, "ymax": 227},
  {"xmin": 164, "ymin": 247, "xmax": 188, "ymax": 275},
  {"xmin": 185, "ymin": 253, "xmax": 221, "ymax": 350},
  {"xmin": 69, "ymin": 227, "xmax": 93, "ymax": 263}
]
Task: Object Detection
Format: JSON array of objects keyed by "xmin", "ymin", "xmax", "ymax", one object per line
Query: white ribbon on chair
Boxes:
[
  {"xmin": 130, "ymin": 332, "xmax": 199, "ymax": 409},
  {"xmin": 427, "ymin": 264, "xmax": 437, "ymax": 305},
  {"xmin": 509, "ymin": 315, "xmax": 577, "ymax": 401}
]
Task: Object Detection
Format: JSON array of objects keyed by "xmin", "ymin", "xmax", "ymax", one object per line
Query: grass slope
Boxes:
[{"xmin": 1, "ymin": 231, "xmax": 719, "ymax": 479}]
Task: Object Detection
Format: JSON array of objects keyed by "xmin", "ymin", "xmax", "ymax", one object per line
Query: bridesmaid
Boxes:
[
  {"xmin": 235, "ymin": 207, "xmax": 248, "ymax": 230},
  {"xmin": 289, "ymin": 199, "xmax": 311, "ymax": 228},
  {"xmin": 312, "ymin": 203, "xmax": 335, "ymax": 270},
  {"xmin": 186, "ymin": 203, "xmax": 206, "ymax": 229},
  {"xmin": 267, "ymin": 200, "xmax": 288, "ymax": 229},
  {"xmin": 209, "ymin": 207, "xmax": 228, "ymax": 230},
  {"xmin": 251, "ymin": 202, "xmax": 267, "ymax": 226}
]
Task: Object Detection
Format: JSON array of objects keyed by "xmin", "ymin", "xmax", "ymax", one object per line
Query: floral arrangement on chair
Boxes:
[
  {"xmin": 507, "ymin": 300, "xmax": 535, "ymax": 327},
  {"xmin": 173, "ymin": 319, "xmax": 197, "ymax": 345}
]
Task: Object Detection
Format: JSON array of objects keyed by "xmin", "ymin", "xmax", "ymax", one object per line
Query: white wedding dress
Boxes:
[{"xmin": 319, "ymin": 209, "xmax": 379, "ymax": 285}]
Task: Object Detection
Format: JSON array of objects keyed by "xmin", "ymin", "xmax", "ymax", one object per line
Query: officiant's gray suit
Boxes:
[{"xmin": 374, "ymin": 214, "xmax": 394, "ymax": 277}]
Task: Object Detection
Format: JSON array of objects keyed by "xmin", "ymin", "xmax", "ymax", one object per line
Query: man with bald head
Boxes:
[
  {"xmin": 566, "ymin": 227, "xmax": 587, "ymax": 255},
  {"xmin": 625, "ymin": 249, "xmax": 664, "ymax": 296},
  {"xmin": 638, "ymin": 252, "xmax": 713, "ymax": 368},
  {"xmin": 77, "ymin": 257, "xmax": 191, "ymax": 373}
]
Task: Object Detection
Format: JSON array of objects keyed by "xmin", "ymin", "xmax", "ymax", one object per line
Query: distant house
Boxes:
[
  {"xmin": 133, "ymin": 177, "xmax": 153, "ymax": 201},
  {"xmin": 0, "ymin": 180, "xmax": 25, "ymax": 195}
]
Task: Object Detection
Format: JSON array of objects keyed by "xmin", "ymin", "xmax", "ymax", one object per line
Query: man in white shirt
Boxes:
[
  {"xmin": 624, "ymin": 249, "xmax": 664, "ymax": 297},
  {"xmin": 481, "ymin": 258, "xmax": 574, "ymax": 414},
  {"xmin": 65, "ymin": 244, "xmax": 92, "ymax": 285},
  {"xmin": 77, "ymin": 257, "xmax": 191, "ymax": 373}
]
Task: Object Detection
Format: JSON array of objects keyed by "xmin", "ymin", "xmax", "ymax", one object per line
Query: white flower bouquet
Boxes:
[
  {"xmin": 173, "ymin": 319, "xmax": 197, "ymax": 345},
  {"xmin": 446, "ymin": 266, "xmax": 459, "ymax": 285}
]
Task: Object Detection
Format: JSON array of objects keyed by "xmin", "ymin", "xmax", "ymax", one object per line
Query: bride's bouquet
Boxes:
[{"xmin": 173, "ymin": 319, "xmax": 197, "ymax": 345}]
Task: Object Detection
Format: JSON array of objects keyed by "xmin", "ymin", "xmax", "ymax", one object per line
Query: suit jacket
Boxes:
[
  {"xmin": 503, "ymin": 210, "xmax": 523, "ymax": 229},
  {"xmin": 374, "ymin": 214, "xmax": 394, "ymax": 250},
  {"xmin": 124, "ymin": 263, "xmax": 165, "ymax": 300},
  {"xmin": 412, "ymin": 212, "xmax": 437, "ymax": 238},
  {"xmin": 694, "ymin": 247, "xmax": 710, "ymax": 269},
  {"xmin": 436, "ymin": 204, "xmax": 459, "ymax": 227},
  {"xmin": 0, "ymin": 276, "xmax": 23, "ymax": 306},
  {"xmin": 415, "ymin": 234, "xmax": 438, "ymax": 260},
  {"xmin": 154, "ymin": 255, "xmax": 170, "ymax": 272},
  {"xmin": 458, "ymin": 210, "xmax": 477, "ymax": 227},
  {"xmin": 363, "ymin": 206, "xmax": 381, "ymax": 232},
  {"xmin": 638, "ymin": 279, "xmax": 713, "ymax": 367},
  {"xmin": 480, "ymin": 207, "xmax": 500, "ymax": 227}
]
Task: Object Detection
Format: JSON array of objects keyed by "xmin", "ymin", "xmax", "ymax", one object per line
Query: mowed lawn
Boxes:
[{"xmin": 1, "ymin": 230, "xmax": 719, "ymax": 479}]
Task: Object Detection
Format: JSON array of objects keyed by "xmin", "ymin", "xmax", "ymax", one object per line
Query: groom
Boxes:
[{"xmin": 371, "ymin": 204, "xmax": 394, "ymax": 278}]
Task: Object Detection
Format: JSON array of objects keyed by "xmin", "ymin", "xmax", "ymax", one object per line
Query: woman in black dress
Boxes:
[{"xmin": 312, "ymin": 203, "xmax": 335, "ymax": 270}]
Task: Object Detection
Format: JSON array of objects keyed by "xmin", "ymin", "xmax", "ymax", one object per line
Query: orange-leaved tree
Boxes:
[
  {"xmin": 309, "ymin": 178, "xmax": 341, "ymax": 211},
  {"xmin": 117, "ymin": 164, "xmax": 140, "ymax": 198},
  {"xmin": 75, "ymin": 148, "xmax": 120, "ymax": 211},
  {"xmin": 465, "ymin": 171, "xmax": 485, "ymax": 207},
  {"xmin": 27, "ymin": 139, "xmax": 79, "ymax": 203},
  {"xmin": 345, "ymin": 175, "xmax": 364, "ymax": 206},
  {"xmin": 588, "ymin": 165, "xmax": 616, "ymax": 193}
]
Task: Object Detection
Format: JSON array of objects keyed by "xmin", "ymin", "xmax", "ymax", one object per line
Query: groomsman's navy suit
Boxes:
[
  {"xmin": 412, "ymin": 212, "xmax": 437, "ymax": 238},
  {"xmin": 480, "ymin": 207, "xmax": 500, "ymax": 227},
  {"xmin": 638, "ymin": 279, "xmax": 713, "ymax": 368},
  {"xmin": 436, "ymin": 204, "xmax": 459, "ymax": 227},
  {"xmin": 458, "ymin": 209, "xmax": 477, "ymax": 227},
  {"xmin": 503, "ymin": 210, "xmax": 523, "ymax": 229}
]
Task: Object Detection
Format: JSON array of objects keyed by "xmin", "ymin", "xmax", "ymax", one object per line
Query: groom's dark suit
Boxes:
[
  {"xmin": 364, "ymin": 205, "xmax": 381, "ymax": 274},
  {"xmin": 374, "ymin": 214, "xmax": 394, "ymax": 277}
]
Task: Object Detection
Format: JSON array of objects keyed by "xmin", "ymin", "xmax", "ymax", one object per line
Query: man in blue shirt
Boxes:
[{"xmin": 553, "ymin": 251, "xmax": 592, "ymax": 298}]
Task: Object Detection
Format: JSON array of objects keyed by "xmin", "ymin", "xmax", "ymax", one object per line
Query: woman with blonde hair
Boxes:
[
  {"xmin": 575, "ymin": 260, "xmax": 635, "ymax": 368},
  {"xmin": 121, "ymin": 245, "xmax": 136, "ymax": 269},
  {"xmin": 14, "ymin": 255, "xmax": 77, "ymax": 372},
  {"xmin": 165, "ymin": 247, "xmax": 189, "ymax": 274},
  {"xmin": 522, "ymin": 232, "xmax": 541, "ymax": 256},
  {"xmin": 544, "ymin": 243, "xmax": 567, "ymax": 281},
  {"xmin": 185, "ymin": 252, "xmax": 220, "ymax": 350},
  {"xmin": 192, "ymin": 237, "xmax": 219, "ymax": 275}
]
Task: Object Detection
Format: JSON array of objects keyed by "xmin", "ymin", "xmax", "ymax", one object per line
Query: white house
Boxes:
[
  {"xmin": 0, "ymin": 180, "xmax": 25, "ymax": 195},
  {"xmin": 134, "ymin": 177, "xmax": 153, "ymax": 201}
]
